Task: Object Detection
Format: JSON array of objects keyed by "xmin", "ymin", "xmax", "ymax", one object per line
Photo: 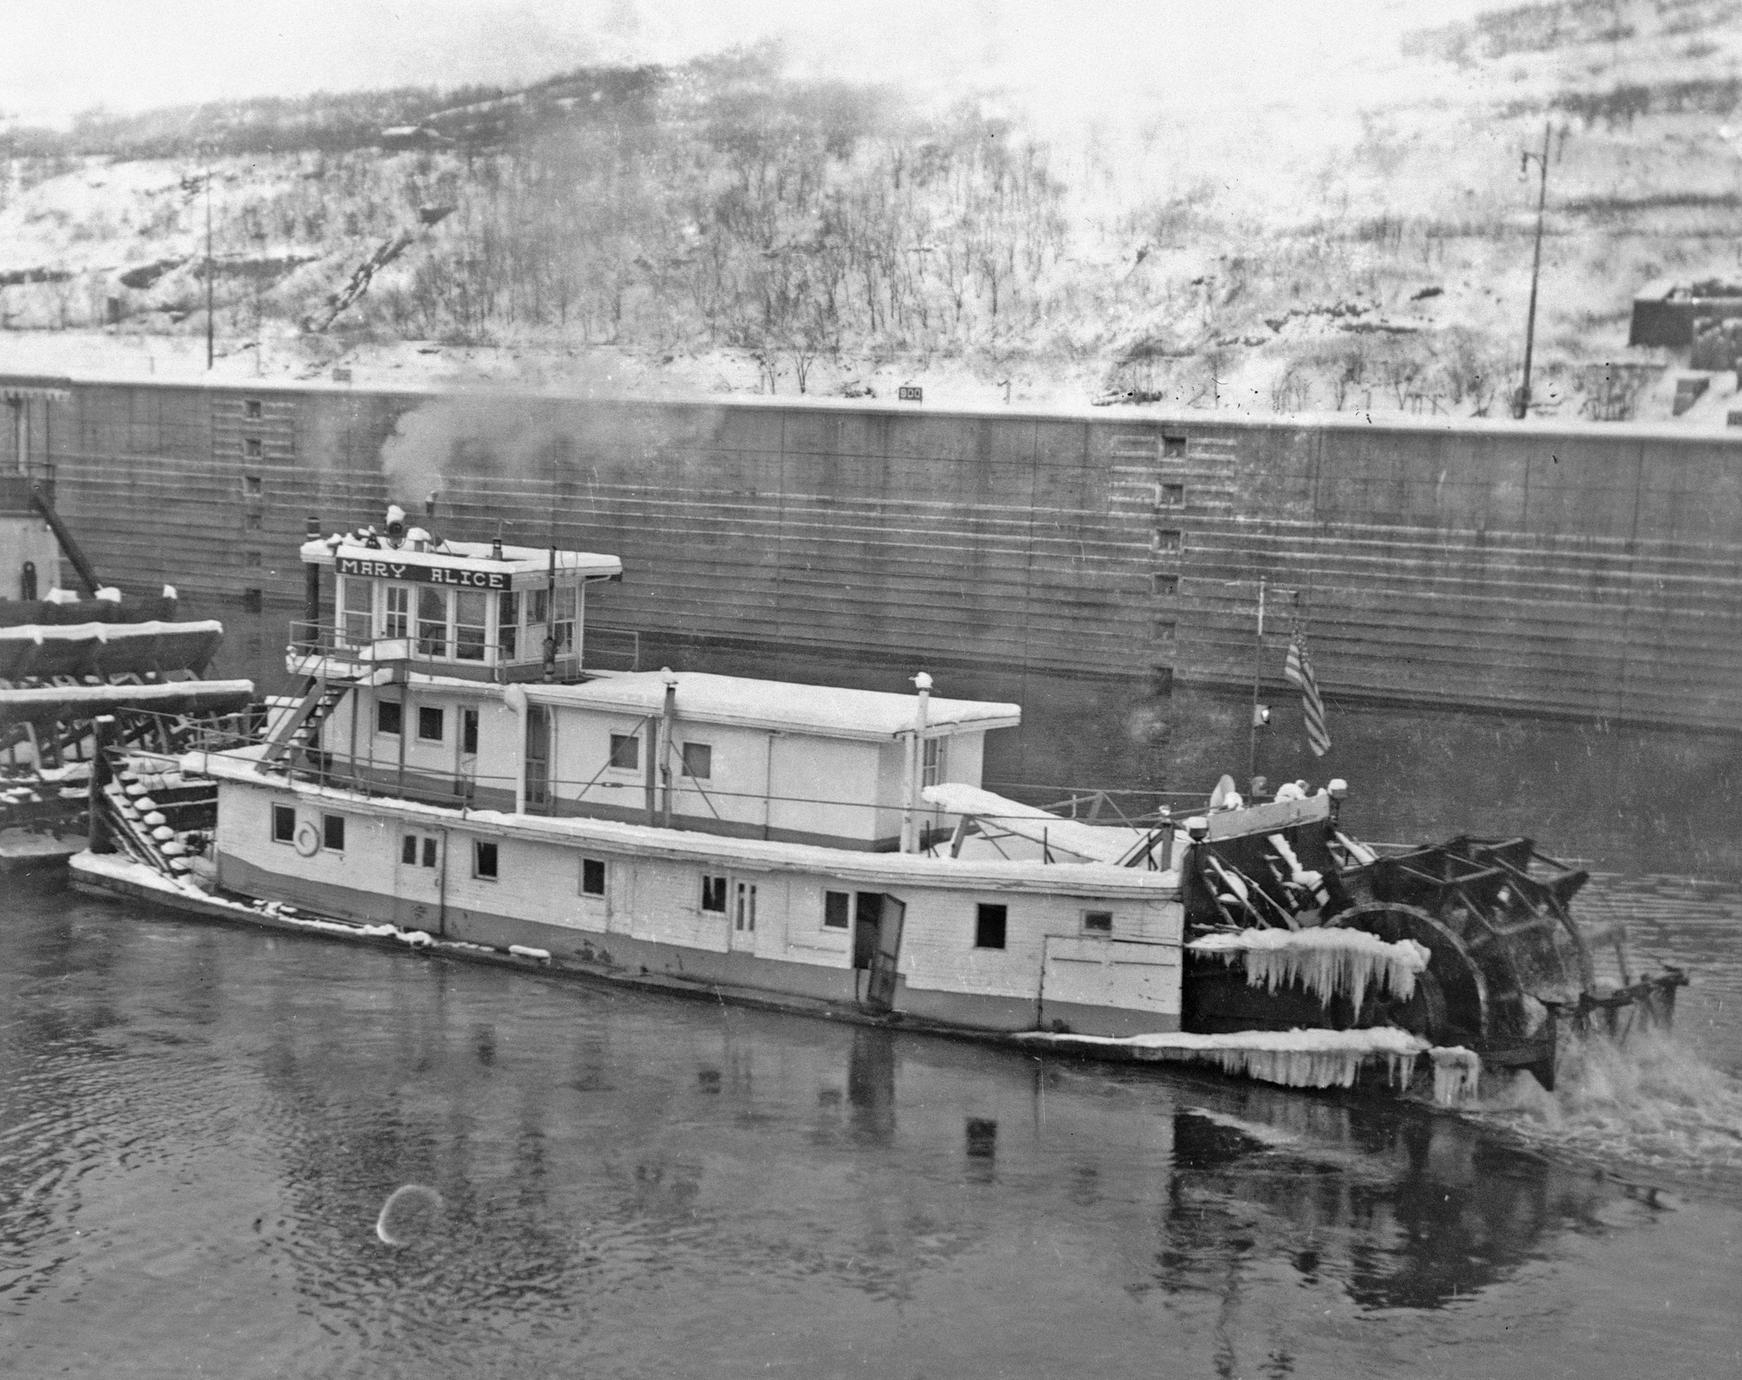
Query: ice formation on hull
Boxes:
[
  {"xmin": 1017, "ymin": 1027, "xmax": 1429, "ymax": 1094},
  {"xmin": 1430, "ymin": 1045, "xmax": 1482, "ymax": 1105},
  {"xmin": 1189, "ymin": 927, "xmax": 1430, "ymax": 1013}
]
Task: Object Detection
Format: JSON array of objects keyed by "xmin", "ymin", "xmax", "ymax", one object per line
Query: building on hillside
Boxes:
[{"xmin": 1629, "ymin": 278, "xmax": 1742, "ymax": 349}]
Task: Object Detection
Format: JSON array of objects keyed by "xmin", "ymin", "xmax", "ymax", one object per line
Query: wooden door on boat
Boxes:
[
  {"xmin": 456, "ymin": 707, "xmax": 479, "ymax": 802},
  {"xmin": 863, "ymin": 894, "xmax": 906, "ymax": 1012},
  {"xmin": 729, "ymin": 879, "xmax": 758, "ymax": 952},
  {"xmin": 524, "ymin": 704, "xmax": 551, "ymax": 813}
]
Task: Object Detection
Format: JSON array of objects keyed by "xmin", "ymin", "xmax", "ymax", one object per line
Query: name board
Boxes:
[
  {"xmin": 337, "ymin": 554, "xmax": 508, "ymax": 590},
  {"xmin": 898, "ymin": 384, "xmax": 923, "ymax": 402}
]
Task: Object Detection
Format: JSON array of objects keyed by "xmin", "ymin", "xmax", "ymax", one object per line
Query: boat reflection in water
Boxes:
[{"xmin": 4, "ymin": 899, "xmax": 1728, "ymax": 1380}]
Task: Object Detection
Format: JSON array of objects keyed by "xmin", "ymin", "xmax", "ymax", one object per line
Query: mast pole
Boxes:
[{"xmin": 1247, "ymin": 577, "xmax": 1265, "ymax": 790}]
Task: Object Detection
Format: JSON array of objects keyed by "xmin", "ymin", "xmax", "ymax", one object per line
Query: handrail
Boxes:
[{"xmin": 287, "ymin": 620, "xmax": 622, "ymax": 679}]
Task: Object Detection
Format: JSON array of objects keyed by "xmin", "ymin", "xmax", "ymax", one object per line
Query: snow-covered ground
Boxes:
[{"xmin": 1, "ymin": 4, "xmax": 1739, "ymax": 425}]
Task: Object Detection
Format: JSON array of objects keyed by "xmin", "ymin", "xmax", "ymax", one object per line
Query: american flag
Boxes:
[{"xmin": 1284, "ymin": 630, "xmax": 1331, "ymax": 757}]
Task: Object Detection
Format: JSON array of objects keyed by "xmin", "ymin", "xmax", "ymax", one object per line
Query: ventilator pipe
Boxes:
[
  {"xmin": 901, "ymin": 672, "xmax": 933, "ymax": 853},
  {"xmin": 660, "ymin": 668, "xmax": 677, "ymax": 829},
  {"xmin": 504, "ymin": 685, "xmax": 528, "ymax": 814}
]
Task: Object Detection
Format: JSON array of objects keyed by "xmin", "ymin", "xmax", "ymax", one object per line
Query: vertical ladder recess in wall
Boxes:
[
  {"xmin": 212, "ymin": 392, "xmax": 298, "ymax": 678},
  {"xmin": 1108, "ymin": 432, "xmax": 1183, "ymax": 681}
]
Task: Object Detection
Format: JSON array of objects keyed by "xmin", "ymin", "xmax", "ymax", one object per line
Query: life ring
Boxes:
[{"xmin": 293, "ymin": 821, "xmax": 321, "ymax": 857}]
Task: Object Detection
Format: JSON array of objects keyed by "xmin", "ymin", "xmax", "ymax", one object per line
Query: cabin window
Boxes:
[
  {"xmin": 383, "ymin": 584, "xmax": 412, "ymax": 639},
  {"xmin": 580, "ymin": 857, "xmax": 606, "ymax": 896},
  {"xmin": 1162, "ymin": 434, "xmax": 1187, "ymax": 457},
  {"xmin": 473, "ymin": 840, "xmax": 498, "ymax": 880},
  {"xmin": 454, "ymin": 591, "xmax": 488, "ymax": 662},
  {"xmin": 974, "ymin": 902, "xmax": 1007, "ymax": 950},
  {"xmin": 417, "ymin": 587, "xmax": 449, "ymax": 657},
  {"xmin": 922, "ymin": 737, "xmax": 944, "ymax": 787},
  {"xmin": 242, "ymin": 587, "xmax": 263, "ymax": 613},
  {"xmin": 376, "ymin": 699, "xmax": 402, "ymax": 736},
  {"xmin": 340, "ymin": 577, "xmax": 373, "ymax": 646},
  {"xmin": 243, "ymin": 511, "xmax": 263, "ymax": 531},
  {"xmin": 700, "ymin": 874, "xmax": 728, "ymax": 912},
  {"xmin": 608, "ymin": 733, "xmax": 640, "ymax": 771},
  {"xmin": 1160, "ymin": 482, "xmax": 1185, "ymax": 508},
  {"xmin": 418, "ymin": 705, "xmax": 445, "ymax": 742},
  {"xmin": 322, "ymin": 814, "xmax": 346, "ymax": 852},
  {"xmin": 244, "ymin": 398, "xmax": 263, "ymax": 419},
  {"xmin": 1082, "ymin": 909, "xmax": 1114, "ymax": 935},
  {"xmin": 823, "ymin": 890, "xmax": 850, "ymax": 930},
  {"xmin": 271, "ymin": 804, "xmax": 296, "ymax": 843},
  {"xmin": 497, "ymin": 591, "xmax": 519, "ymax": 660},
  {"xmin": 734, "ymin": 880, "xmax": 757, "ymax": 933},
  {"xmin": 680, "ymin": 742, "xmax": 712, "ymax": 780},
  {"xmin": 527, "ymin": 586, "xmax": 549, "ymax": 628},
  {"xmin": 244, "ymin": 436, "xmax": 262, "ymax": 458}
]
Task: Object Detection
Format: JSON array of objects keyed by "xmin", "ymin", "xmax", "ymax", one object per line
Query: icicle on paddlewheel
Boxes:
[{"xmin": 1180, "ymin": 811, "xmax": 1685, "ymax": 1094}]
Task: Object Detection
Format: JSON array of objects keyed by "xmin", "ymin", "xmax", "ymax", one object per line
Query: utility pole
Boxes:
[{"xmin": 1515, "ymin": 122, "xmax": 1553, "ymax": 419}]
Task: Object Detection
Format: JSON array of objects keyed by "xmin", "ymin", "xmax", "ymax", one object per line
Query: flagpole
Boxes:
[{"xmin": 1247, "ymin": 576, "xmax": 1264, "ymax": 790}]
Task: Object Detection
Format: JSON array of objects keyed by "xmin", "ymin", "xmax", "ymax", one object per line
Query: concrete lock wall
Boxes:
[{"xmin": 15, "ymin": 377, "xmax": 1742, "ymax": 741}]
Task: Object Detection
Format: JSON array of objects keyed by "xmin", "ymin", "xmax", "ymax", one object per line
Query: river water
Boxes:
[{"xmin": 4, "ymin": 873, "xmax": 1740, "ymax": 1380}]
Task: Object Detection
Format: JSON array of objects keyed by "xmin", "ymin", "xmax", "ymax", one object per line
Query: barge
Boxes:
[{"xmin": 69, "ymin": 508, "xmax": 1685, "ymax": 1103}]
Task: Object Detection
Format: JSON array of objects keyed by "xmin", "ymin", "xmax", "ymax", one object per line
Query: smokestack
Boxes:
[{"xmin": 302, "ymin": 514, "xmax": 322, "ymax": 651}]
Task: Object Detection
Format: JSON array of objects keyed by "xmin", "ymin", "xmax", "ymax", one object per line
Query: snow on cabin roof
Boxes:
[
  {"xmin": 300, "ymin": 535, "xmax": 622, "ymax": 582},
  {"xmin": 922, "ymin": 782, "xmax": 1151, "ymax": 864},
  {"xmin": 525, "ymin": 671, "xmax": 1020, "ymax": 740}
]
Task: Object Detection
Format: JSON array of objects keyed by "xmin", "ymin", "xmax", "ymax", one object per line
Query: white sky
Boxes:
[{"xmin": 5, "ymin": 0, "xmax": 1499, "ymax": 129}]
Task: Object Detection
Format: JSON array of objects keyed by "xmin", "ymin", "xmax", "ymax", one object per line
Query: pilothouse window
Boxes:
[
  {"xmin": 340, "ymin": 577, "xmax": 373, "ymax": 647},
  {"xmin": 498, "ymin": 591, "xmax": 519, "ymax": 661},
  {"xmin": 454, "ymin": 591, "xmax": 488, "ymax": 662},
  {"xmin": 383, "ymin": 584, "xmax": 411, "ymax": 639},
  {"xmin": 417, "ymin": 587, "xmax": 448, "ymax": 657}
]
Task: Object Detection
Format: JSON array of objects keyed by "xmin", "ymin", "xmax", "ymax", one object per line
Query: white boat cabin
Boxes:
[{"xmin": 291, "ymin": 521, "xmax": 1021, "ymax": 852}]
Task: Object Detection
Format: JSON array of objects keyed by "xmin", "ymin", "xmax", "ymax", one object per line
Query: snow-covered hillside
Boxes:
[{"xmin": 1, "ymin": 0, "xmax": 1739, "ymax": 423}]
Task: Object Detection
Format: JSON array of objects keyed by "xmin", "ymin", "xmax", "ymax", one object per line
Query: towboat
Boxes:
[
  {"xmin": 0, "ymin": 379, "xmax": 252, "ymax": 874},
  {"xmin": 68, "ymin": 507, "xmax": 1684, "ymax": 1103}
]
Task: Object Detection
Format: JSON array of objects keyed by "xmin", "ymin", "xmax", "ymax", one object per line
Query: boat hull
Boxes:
[{"xmin": 69, "ymin": 850, "xmax": 1176, "ymax": 1045}]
